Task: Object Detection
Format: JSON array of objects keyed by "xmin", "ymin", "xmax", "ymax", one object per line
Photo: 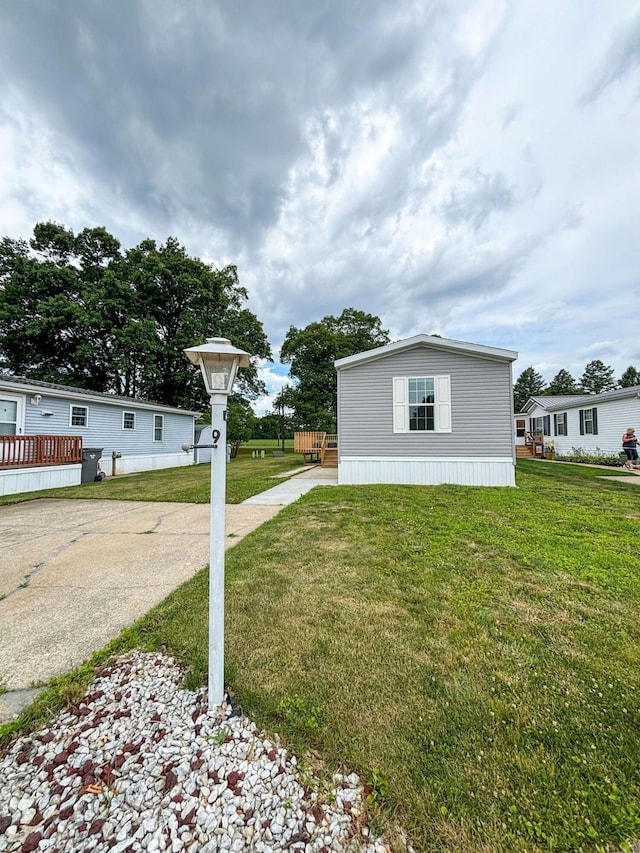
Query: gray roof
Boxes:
[
  {"xmin": 335, "ymin": 334, "xmax": 518, "ymax": 370},
  {"xmin": 0, "ymin": 373, "xmax": 200, "ymax": 416},
  {"xmin": 524, "ymin": 386, "xmax": 640, "ymax": 413}
]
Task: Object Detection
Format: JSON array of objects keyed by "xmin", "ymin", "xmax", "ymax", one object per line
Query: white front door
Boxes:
[{"xmin": 0, "ymin": 393, "xmax": 25, "ymax": 435}]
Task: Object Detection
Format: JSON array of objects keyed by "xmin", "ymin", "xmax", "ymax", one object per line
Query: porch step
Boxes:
[
  {"xmin": 516, "ymin": 446, "xmax": 535, "ymax": 458},
  {"xmin": 321, "ymin": 449, "xmax": 338, "ymax": 468}
]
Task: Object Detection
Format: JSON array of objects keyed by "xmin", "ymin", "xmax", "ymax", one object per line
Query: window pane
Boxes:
[
  {"xmin": 409, "ymin": 377, "xmax": 434, "ymax": 404},
  {"xmin": 71, "ymin": 406, "xmax": 87, "ymax": 426},
  {"xmin": 154, "ymin": 415, "xmax": 163, "ymax": 441},
  {"xmin": 123, "ymin": 412, "xmax": 135, "ymax": 430},
  {"xmin": 0, "ymin": 399, "xmax": 17, "ymax": 434},
  {"xmin": 584, "ymin": 409, "xmax": 593, "ymax": 434},
  {"xmin": 0, "ymin": 400, "xmax": 17, "ymax": 420},
  {"xmin": 409, "ymin": 405, "xmax": 435, "ymax": 431}
]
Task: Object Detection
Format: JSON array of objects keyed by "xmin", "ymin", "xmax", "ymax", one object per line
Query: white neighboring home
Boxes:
[
  {"xmin": 335, "ymin": 334, "xmax": 518, "ymax": 487},
  {"xmin": 0, "ymin": 374, "xmax": 200, "ymax": 496},
  {"xmin": 519, "ymin": 386, "xmax": 640, "ymax": 457}
]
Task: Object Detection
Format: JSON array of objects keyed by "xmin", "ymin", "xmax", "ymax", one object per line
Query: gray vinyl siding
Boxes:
[
  {"xmin": 337, "ymin": 348, "xmax": 513, "ymax": 458},
  {"xmin": 21, "ymin": 393, "xmax": 194, "ymax": 458}
]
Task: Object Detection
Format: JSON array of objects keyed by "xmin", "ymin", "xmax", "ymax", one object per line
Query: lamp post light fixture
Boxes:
[{"xmin": 184, "ymin": 337, "xmax": 251, "ymax": 710}]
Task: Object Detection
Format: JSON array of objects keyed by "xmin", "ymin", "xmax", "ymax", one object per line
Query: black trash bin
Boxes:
[{"xmin": 81, "ymin": 447, "xmax": 103, "ymax": 483}]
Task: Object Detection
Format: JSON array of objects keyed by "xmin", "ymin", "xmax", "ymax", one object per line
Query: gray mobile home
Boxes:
[
  {"xmin": 335, "ymin": 335, "xmax": 518, "ymax": 487},
  {"xmin": 0, "ymin": 374, "xmax": 199, "ymax": 496}
]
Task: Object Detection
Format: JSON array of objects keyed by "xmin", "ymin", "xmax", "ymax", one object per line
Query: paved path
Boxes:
[
  {"xmin": 0, "ymin": 468, "xmax": 337, "ymax": 722},
  {"xmin": 0, "ymin": 499, "xmax": 278, "ymax": 719},
  {"xmin": 242, "ymin": 465, "xmax": 337, "ymax": 505}
]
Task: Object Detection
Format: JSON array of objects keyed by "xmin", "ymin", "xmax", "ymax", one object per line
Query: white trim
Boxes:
[
  {"xmin": 69, "ymin": 403, "xmax": 88, "ymax": 428},
  {"xmin": 0, "ymin": 463, "xmax": 82, "ymax": 496},
  {"xmin": 392, "ymin": 375, "xmax": 451, "ymax": 433},
  {"xmin": 435, "ymin": 375, "xmax": 452, "ymax": 432},
  {"xmin": 153, "ymin": 413, "xmax": 164, "ymax": 442},
  {"xmin": 0, "ymin": 377, "xmax": 200, "ymax": 417},
  {"xmin": 113, "ymin": 451, "xmax": 194, "ymax": 475},
  {"xmin": 0, "ymin": 391, "xmax": 25, "ymax": 435},
  {"xmin": 338, "ymin": 456, "xmax": 515, "ymax": 487},
  {"xmin": 341, "ymin": 456, "xmax": 514, "ymax": 462},
  {"xmin": 335, "ymin": 334, "xmax": 517, "ymax": 370},
  {"xmin": 122, "ymin": 410, "xmax": 136, "ymax": 431},
  {"xmin": 392, "ymin": 377, "xmax": 407, "ymax": 432}
]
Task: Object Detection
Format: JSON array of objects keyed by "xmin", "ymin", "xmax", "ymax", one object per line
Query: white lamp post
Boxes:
[{"xmin": 184, "ymin": 337, "xmax": 251, "ymax": 710}]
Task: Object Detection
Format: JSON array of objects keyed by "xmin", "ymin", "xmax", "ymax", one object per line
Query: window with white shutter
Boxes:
[{"xmin": 392, "ymin": 376, "xmax": 451, "ymax": 433}]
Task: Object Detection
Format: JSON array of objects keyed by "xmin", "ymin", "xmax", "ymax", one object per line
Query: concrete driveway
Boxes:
[{"xmin": 0, "ymin": 499, "xmax": 278, "ymax": 718}]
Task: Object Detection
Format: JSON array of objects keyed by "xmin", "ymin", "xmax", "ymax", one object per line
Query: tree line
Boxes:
[
  {"xmin": 0, "ymin": 222, "xmax": 271, "ymax": 415},
  {"xmin": 6, "ymin": 223, "xmax": 635, "ymax": 441},
  {"xmin": 0, "ymin": 222, "xmax": 386, "ymax": 443},
  {"xmin": 514, "ymin": 362, "xmax": 640, "ymax": 413}
]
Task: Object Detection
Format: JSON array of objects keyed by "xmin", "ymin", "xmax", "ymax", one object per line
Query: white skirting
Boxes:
[
  {"xmin": 113, "ymin": 451, "xmax": 194, "ymax": 475},
  {"xmin": 0, "ymin": 463, "xmax": 82, "ymax": 496},
  {"xmin": 338, "ymin": 456, "xmax": 516, "ymax": 487}
]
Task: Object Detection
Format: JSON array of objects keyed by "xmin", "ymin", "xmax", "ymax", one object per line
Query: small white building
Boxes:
[{"xmin": 520, "ymin": 386, "xmax": 640, "ymax": 456}]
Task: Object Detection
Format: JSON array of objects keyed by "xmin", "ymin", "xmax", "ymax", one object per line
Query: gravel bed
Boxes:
[{"xmin": 0, "ymin": 652, "xmax": 390, "ymax": 853}]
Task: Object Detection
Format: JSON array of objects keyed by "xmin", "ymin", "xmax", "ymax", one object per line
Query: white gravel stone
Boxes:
[{"xmin": 0, "ymin": 652, "xmax": 391, "ymax": 853}]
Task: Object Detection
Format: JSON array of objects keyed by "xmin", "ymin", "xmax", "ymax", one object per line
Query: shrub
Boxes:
[{"xmin": 555, "ymin": 446, "xmax": 624, "ymax": 467}]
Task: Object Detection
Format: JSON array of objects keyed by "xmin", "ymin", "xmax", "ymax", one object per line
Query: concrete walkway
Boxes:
[
  {"xmin": 242, "ymin": 465, "xmax": 337, "ymax": 505},
  {"xmin": 0, "ymin": 467, "xmax": 337, "ymax": 722},
  {"xmin": 0, "ymin": 499, "xmax": 278, "ymax": 720}
]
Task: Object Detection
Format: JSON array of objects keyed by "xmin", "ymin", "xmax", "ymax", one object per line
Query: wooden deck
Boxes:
[
  {"xmin": 0, "ymin": 435, "xmax": 83, "ymax": 468},
  {"xmin": 294, "ymin": 431, "xmax": 338, "ymax": 468}
]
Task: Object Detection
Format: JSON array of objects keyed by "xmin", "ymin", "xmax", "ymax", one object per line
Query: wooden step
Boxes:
[
  {"xmin": 516, "ymin": 446, "xmax": 535, "ymax": 458},
  {"xmin": 321, "ymin": 449, "xmax": 338, "ymax": 468}
]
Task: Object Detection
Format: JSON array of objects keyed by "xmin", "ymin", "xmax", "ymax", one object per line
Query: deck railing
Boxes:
[
  {"xmin": 0, "ymin": 435, "xmax": 83, "ymax": 468},
  {"xmin": 293, "ymin": 431, "xmax": 326, "ymax": 455},
  {"xmin": 293, "ymin": 431, "xmax": 338, "ymax": 467}
]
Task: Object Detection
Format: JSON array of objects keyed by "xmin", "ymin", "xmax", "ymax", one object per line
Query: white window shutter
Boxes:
[
  {"xmin": 393, "ymin": 377, "xmax": 408, "ymax": 432},
  {"xmin": 435, "ymin": 375, "xmax": 451, "ymax": 432}
]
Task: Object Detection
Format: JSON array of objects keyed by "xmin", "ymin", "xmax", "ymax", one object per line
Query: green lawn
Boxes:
[
  {"xmin": 245, "ymin": 438, "xmax": 295, "ymax": 450},
  {"xmin": 3, "ymin": 460, "xmax": 640, "ymax": 851},
  {"xmin": 0, "ymin": 447, "xmax": 304, "ymax": 506}
]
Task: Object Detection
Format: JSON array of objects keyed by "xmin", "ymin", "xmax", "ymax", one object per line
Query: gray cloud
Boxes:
[
  {"xmin": 580, "ymin": 8, "xmax": 640, "ymax": 104},
  {"xmin": 0, "ymin": 0, "xmax": 463, "ymax": 252},
  {"xmin": 440, "ymin": 169, "xmax": 515, "ymax": 230},
  {"xmin": 0, "ymin": 0, "xmax": 639, "ymax": 403}
]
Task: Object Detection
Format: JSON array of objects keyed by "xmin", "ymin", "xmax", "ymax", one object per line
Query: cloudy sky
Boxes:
[{"xmin": 1, "ymin": 0, "xmax": 638, "ymax": 412}]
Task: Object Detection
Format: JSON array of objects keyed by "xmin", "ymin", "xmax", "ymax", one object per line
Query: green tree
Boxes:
[
  {"xmin": 619, "ymin": 365, "xmax": 640, "ymax": 388},
  {"xmin": 513, "ymin": 367, "xmax": 546, "ymax": 412},
  {"xmin": 227, "ymin": 399, "xmax": 256, "ymax": 458},
  {"xmin": 280, "ymin": 308, "xmax": 389, "ymax": 432},
  {"xmin": 545, "ymin": 369, "xmax": 581, "ymax": 395},
  {"xmin": 0, "ymin": 222, "xmax": 271, "ymax": 411},
  {"xmin": 580, "ymin": 359, "xmax": 615, "ymax": 394},
  {"xmin": 273, "ymin": 385, "xmax": 298, "ymax": 451},
  {"xmin": 252, "ymin": 413, "xmax": 283, "ymax": 439}
]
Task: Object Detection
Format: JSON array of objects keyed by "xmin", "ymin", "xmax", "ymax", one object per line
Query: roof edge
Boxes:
[
  {"xmin": 524, "ymin": 386, "xmax": 640, "ymax": 412},
  {"xmin": 0, "ymin": 374, "xmax": 200, "ymax": 417},
  {"xmin": 335, "ymin": 334, "xmax": 518, "ymax": 369}
]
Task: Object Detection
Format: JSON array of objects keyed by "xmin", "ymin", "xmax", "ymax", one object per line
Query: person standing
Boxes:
[{"xmin": 622, "ymin": 427, "xmax": 639, "ymax": 469}]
